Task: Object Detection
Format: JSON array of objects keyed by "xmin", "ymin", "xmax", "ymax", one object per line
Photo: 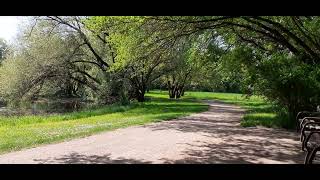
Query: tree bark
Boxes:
[
  {"xmin": 181, "ymin": 88, "xmax": 185, "ymax": 96},
  {"xmin": 136, "ymin": 90, "xmax": 145, "ymax": 102},
  {"xmin": 169, "ymin": 87, "xmax": 175, "ymax": 98},
  {"xmin": 175, "ymin": 87, "xmax": 181, "ymax": 99}
]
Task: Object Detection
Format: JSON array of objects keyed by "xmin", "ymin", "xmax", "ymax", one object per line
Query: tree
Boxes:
[
  {"xmin": 86, "ymin": 16, "xmax": 177, "ymax": 102},
  {"xmin": 0, "ymin": 19, "xmax": 103, "ymax": 107},
  {"xmin": 186, "ymin": 34, "xmax": 244, "ymax": 93},
  {"xmin": 131, "ymin": 16, "xmax": 320, "ymax": 124},
  {"xmin": 145, "ymin": 16, "xmax": 320, "ymax": 64},
  {"xmin": 165, "ymin": 35, "xmax": 209, "ymax": 99},
  {"xmin": 166, "ymin": 49, "xmax": 192, "ymax": 99},
  {"xmin": 3, "ymin": 16, "xmax": 319, "ymax": 126}
]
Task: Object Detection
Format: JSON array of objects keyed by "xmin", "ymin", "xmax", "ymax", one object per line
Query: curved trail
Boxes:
[{"xmin": 0, "ymin": 100, "xmax": 304, "ymax": 164}]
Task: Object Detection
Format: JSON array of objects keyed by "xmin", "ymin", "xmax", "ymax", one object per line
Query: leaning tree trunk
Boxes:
[{"xmin": 181, "ymin": 87, "xmax": 185, "ymax": 96}]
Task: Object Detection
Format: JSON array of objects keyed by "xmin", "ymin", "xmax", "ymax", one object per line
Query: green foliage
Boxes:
[
  {"xmin": 136, "ymin": 16, "xmax": 320, "ymax": 123},
  {"xmin": 233, "ymin": 48, "xmax": 320, "ymax": 119},
  {"xmin": 0, "ymin": 17, "xmax": 114, "ymax": 108},
  {"xmin": 0, "ymin": 27, "xmax": 83, "ymax": 106},
  {"xmin": 187, "ymin": 36, "xmax": 244, "ymax": 93},
  {"xmin": 86, "ymin": 16, "xmax": 176, "ymax": 102},
  {"xmin": 2, "ymin": 16, "xmax": 320, "ymax": 129}
]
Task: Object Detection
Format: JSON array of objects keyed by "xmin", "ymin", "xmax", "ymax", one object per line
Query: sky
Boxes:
[{"xmin": 0, "ymin": 16, "xmax": 20, "ymax": 42}]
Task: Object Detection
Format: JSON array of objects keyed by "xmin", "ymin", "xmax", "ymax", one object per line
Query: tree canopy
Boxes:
[{"xmin": 1, "ymin": 16, "xmax": 320, "ymax": 125}]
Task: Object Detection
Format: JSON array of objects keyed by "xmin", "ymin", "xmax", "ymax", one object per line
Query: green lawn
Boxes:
[
  {"xmin": 0, "ymin": 90, "xmax": 288, "ymax": 154},
  {"xmin": 181, "ymin": 91, "xmax": 290, "ymax": 129},
  {"xmin": 0, "ymin": 92, "xmax": 207, "ymax": 154}
]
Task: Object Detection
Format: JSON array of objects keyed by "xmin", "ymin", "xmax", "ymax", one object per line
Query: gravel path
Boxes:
[{"xmin": 0, "ymin": 100, "xmax": 304, "ymax": 164}]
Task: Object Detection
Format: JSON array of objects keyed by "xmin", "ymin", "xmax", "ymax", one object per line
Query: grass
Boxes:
[
  {"xmin": 181, "ymin": 91, "xmax": 291, "ymax": 129},
  {"xmin": 0, "ymin": 90, "xmax": 290, "ymax": 154},
  {"xmin": 0, "ymin": 92, "xmax": 208, "ymax": 154}
]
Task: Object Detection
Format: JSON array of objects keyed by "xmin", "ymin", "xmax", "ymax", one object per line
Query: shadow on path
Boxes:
[
  {"xmin": 15, "ymin": 100, "xmax": 304, "ymax": 164},
  {"xmin": 34, "ymin": 152, "xmax": 151, "ymax": 164},
  {"xmin": 146, "ymin": 101, "xmax": 304, "ymax": 164}
]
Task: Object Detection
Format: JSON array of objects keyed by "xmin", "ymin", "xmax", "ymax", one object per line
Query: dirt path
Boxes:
[{"xmin": 0, "ymin": 101, "xmax": 304, "ymax": 164}]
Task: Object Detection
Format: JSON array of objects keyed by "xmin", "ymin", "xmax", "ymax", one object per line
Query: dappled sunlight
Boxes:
[
  {"xmin": 0, "ymin": 16, "xmax": 318, "ymax": 164},
  {"xmin": 33, "ymin": 152, "xmax": 152, "ymax": 164},
  {"xmin": 0, "ymin": 99, "xmax": 304, "ymax": 164},
  {"xmin": 146, "ymin": 100, "xmax": 303, "ymax": 164}
]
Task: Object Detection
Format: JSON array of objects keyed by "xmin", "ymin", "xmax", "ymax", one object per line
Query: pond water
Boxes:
[{"xmin": 0, "ymin": 98, "xmax": 95, "ymax": 116}]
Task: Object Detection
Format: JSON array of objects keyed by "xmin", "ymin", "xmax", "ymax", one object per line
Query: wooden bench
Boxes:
[
  {"xmin": 299, "ymin": 117, "xmax": 320, "ymax": 146},
  {"xmin": 303, "ymin": 129, "xmax": 320, "ymax": 164},
  {"xmin": 298, "ymin": 117, "xmax": 320, "ymax": 164},
  {"xmin": 301, "ymin": 121, "xmax": 320, "ymax": 149},
  {"xmin": 306, "ymin": 144, "xmax": 320, "ymax": 164},
  {"xmin": 296, "ymin": 109, "xmax": 320, "ymax": 164}
]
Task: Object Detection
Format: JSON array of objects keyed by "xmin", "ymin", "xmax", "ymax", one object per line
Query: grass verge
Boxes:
[
  {"xmin": 0, "ymin": 90, "xmax": 291, "ymax": 154},
  {"xmin": 0, "ymin": 93, "xmax": 207, "ymax": 154},
  {"xmin": 181, "ymin": 91, "xmax": 291, "ymax": 129}
]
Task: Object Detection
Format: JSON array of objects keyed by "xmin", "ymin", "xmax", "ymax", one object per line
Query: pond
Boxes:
[{"xmin": 0, "ymin": 98, "xmax": 95, "ymax": 116}]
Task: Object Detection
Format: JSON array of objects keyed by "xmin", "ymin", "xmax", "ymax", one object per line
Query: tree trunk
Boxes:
[
  {"xmin": 167, "ymin": 80, "xmax": 176, "ymax": 99},
  {"xmin": 175, "ymin": 90, "xmax": 181, "ymax": 99},
  {"xmin": 137, "ymin": 94, "xmax": 145, "ymax": 102},
  {"xmin": 287, "ymin": 101, "xmax": 301, "ymax": 129},
  {"xmin": 136, "ymin": 90, "xmax": 145, "ymax": 102},
  {"xmin": 174, "ymin": 86, "xmax": 180, "ymax": 99},
  {"xmin": 181, "ymin": 88, "xmax": 185, "ymax": 96},
  {"xmin": 174, "ymin": 85, "xmax": 184, "ymax": 99},
  {"xmin": 169, "ymin": 87, "xmax": 175, "ymax": 98}
]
